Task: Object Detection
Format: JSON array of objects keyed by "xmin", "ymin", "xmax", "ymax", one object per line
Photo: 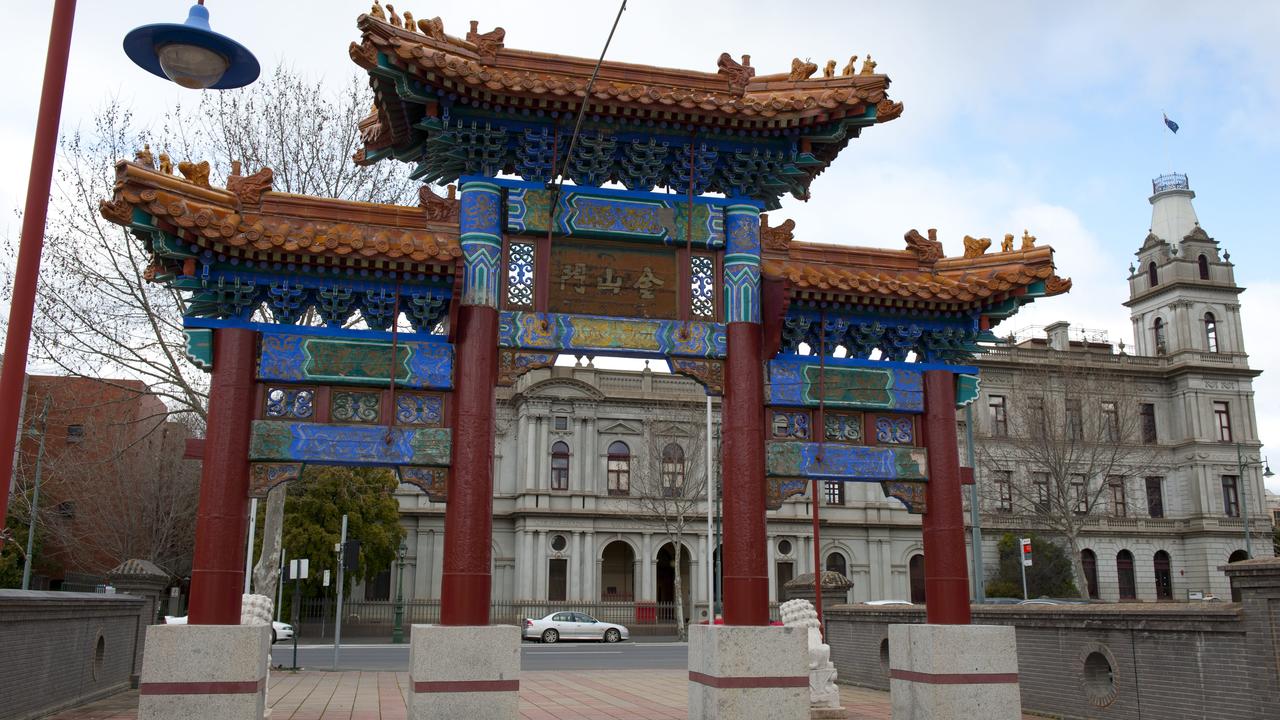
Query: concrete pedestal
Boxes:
[
  {"xmin": 888, "ymin": 624, "xmax": 1021, "ymax": 720},
  {"xmin": 137, "ymin": 624, "xmax": 270, "ymax": 720},
  {"xmin": 409, "ymin": 624, "xmax": 520, "ymax": 720},
  {"xmin": 688, "ymin": 624, "xmax": 809, "ymax": 720}
]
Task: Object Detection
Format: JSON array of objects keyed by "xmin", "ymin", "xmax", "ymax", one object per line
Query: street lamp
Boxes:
[
  {"xmin": 123, "ymin": 1, "xmax": 260, "ymax": 89},
  {"xmin": 0, "ymin": 0, "xmax": 260, "ymax": 535},
  {"xmin": 1234, "ymin": 442, "xmax": 1274, "ymax": 559},
  {"xmin": 392, "ymin": 540, "xmax": 408, "ymax": 644}
]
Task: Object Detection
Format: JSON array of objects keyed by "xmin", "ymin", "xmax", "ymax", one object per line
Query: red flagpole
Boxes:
[{"xmin": 0, "ymin": 0, "xmax": 76, "ymax": 527}]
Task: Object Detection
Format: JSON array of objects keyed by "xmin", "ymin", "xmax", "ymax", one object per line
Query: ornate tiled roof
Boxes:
[
  {"xmin": 351, "ymin": 13, "xmax": 903, "ymax": 130},
  {"xmin": 100, "ymin": 160, "xmax": 461, "ymax": 272},
  {"xmin": 761, "ymin": 223, "xmax": 1072, "ymax": 309}
]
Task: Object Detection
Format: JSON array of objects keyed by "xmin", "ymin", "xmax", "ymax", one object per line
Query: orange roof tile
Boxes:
[
  {"xmin": 351, "ymin": 14, "xmax": 903, "ymax": 130},
  {"xmin": 99, "ymin": 161, "xmax": 460, "ymax": 271}
]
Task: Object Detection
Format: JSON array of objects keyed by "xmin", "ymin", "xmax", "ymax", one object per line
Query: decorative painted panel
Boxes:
[
  {"xmin": 497, "ymin": 349, "xmax": 558, "ymax": 386},
  {"xmin": 459, "ymin": 180, "xmax": 503, "ymax": 308},
  {"xmin": 499, "ymin": 311, "xmax": 726, "ymax": 358},
  {"xmin": 548, "ymin": 239, "xmax": 678, "ymax": 319},
  {"xmin": 395, "ymin": 393, "xmax": 444, "ymax": 426},
  {"xmin": 258, "ymin": 332, "xmax": 453, "ymax": 390},
  {"xmin": 505, "ymin": 241, "xmax": 535, "ymax": 309},
  {"xmin": 249, "ymin": 420, "xmax": 451, "ymax": 467},
  {"xmin": 881, "ymin": 481, "xmax": 928, "ymax": 514},
  {"xmin": 765, "ymin": 441, "xmax": 927, "ymax": 482},
  {"xmin": 265, "ymin": 386, "xmax": 315, "ymax": 420},
  {"xmin": 771, "ymin": 411, "xmax": 810, "ymax": 440},
  {"xmin": 690, "ymin": 254, "xmax": 716, "ymax": 319},
  {"xmin": 399, "ymin": 466, "xmax": 447, "ymax": 502},
  {"xmin": 331, "ymin": 391, "xmax": 381, "ymax": 424},
  {"xmin": 183, "ymin": 328, "xmax": 213, "ymax": 370},
  {"xmin": 766, "ymin": 477, "xmax": 809, "ymax": 510},
  {"xmin": 823, "ymin": 412, "xmax": 864, "ymax": 443},
  {"xmin": 506, "ymin": 186, "xmax": 725, "ymax": 247},
  {"xmin": 766, "ymin": 356, "xmax": 923, "ymax": 412},
  {"xmin": 874, "ymin": 416, "xmax": 914, "ymax": 444},
  {"xmin": 722, "ymin": 204, "xmax": 761, "ymax": 324},
  {"xmin": 249, "ymin": 462, "xmax": 303, "ymax": 498}
]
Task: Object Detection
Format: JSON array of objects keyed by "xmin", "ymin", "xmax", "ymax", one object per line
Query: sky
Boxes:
[{"xmin": 1, "ymin": 1, "xmax": 1279, "ymax": 491}]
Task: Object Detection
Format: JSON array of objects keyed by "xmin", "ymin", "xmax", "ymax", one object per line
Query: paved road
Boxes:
[{"xmin": 281, "ymin": 641, "xmax": 688, "ymax": 671}]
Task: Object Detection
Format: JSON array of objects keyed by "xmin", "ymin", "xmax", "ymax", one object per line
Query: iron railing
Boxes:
[{"xmin": 1152, "ymin": 173, "xmax": 1189, "ymax": 193}]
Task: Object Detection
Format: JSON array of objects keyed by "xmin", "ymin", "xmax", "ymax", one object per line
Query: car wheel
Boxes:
[
  {"xmin": 542, "ymin": 629, "xmax": 559, "ymax": 644},
  {"xmin": 271, "ymin": 629, "xmax": 277, "ymax": 644},
  {"xmin": 603, "ymin": 628, "xmax": 621, "ymax": 643}
]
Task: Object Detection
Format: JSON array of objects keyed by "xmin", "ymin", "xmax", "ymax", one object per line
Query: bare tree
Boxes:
[
  {"xmin": 629, "ymin": 406, "xmax": 712, "ymax": 640},
  {"xmin": 3, "ymin": 66, "xmax": 416, "ymax": 603},
  {"xmin": 976, "ymin": 362, "xmax": 1159, "ymax": 598},
  {"xmin": 22, "ymin": 405, "xmax": 201, "ymax": 578}
]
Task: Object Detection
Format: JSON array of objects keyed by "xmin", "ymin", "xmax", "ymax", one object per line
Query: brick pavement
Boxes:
[{"xmin": 45, "ymin": 670, "xmax": 1043, "ymax": 719}]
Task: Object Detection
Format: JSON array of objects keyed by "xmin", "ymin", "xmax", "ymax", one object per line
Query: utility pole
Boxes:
[
  {"xmin": 333, "ymin": 513, "xmax": 348, "ymax": 670},
  {"xmin": 243, "ymin": 497, "xmax": 258, "ymax": 595},
  {"xmin": 275, "ymin": 547, "xmax": 287, "ymax": 622},
  {"xmin": 20, "ymin": 398, "xmax": 51, "ymax": 591},
  {"xmin": 965, "ymin": 404, "xmax": 985, "ymax": 603},
  {"xmin": 705, "ymin": 394, "xmax": 714, "ymax": 622}
]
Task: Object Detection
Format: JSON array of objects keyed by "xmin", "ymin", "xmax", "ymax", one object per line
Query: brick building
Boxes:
[{"xmin": 6, "ymin": 373, "xmax": 197, "ymax": 588}]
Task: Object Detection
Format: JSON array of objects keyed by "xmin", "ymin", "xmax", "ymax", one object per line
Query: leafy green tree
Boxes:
[
  {"xmin": 256, "ymin": 465, "xmax": 405, "ymax": 608},
  {"xmin": 985, "ymin": 532, "xmax": 1079, "ymax": 599}
]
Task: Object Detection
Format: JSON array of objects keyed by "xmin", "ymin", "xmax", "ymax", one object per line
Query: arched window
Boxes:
[
  {"xmin": 1148, "ymin": 261, "xmax": 1159, "ymax": 287},
  {"xmin": 1117, "ymin": 550, "xmax": 1136, "ymax": 600},
  {"xmin": 1081, "ymin": 549, "xmax": 1099, "ymax": 599},
  {"xmin": 550, "ymin": 441, "xmax": 570, "ymax": 491},
  {"xmin": 1229, "ymin": 549, "xmax": 1250, "ymax": 601},
  {"xmin": 908, "ymin": 554, "xmax": 926, "ymax": 604},
  {"xmin": 1204, "ymin": 312, "xmax": 1218, "ymax": 353},
  {"xmin": 1198, "ymin": 254, "xmax": 1210, "ymax": 280},
  {"xmin": 1153, "ymin": 317, "xmax": 1167, "ymax": 355},
  {"xmin": 1153, "ymin": 550, "xmax": 1173, "ymax": 600},
  {"xmin": 660, "ymin": 443, "xmax": 685, "ymax": 497},
  {"xmin": 607, "ymin": 441, "xmax": 631, "ymax": 495},
  {"xmin": 825, "ymin": 552, "xmax": 847, "ymax": 577}
]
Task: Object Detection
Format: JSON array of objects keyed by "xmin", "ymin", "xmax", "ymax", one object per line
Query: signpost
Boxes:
[
  {"xmin": 1019, "ymin": 537, "xmax": 1033, "ymax": 601},
  {"xmin": 320, "ymin": 569, "xmax": 331, "ymax": 638},
  {"xmin": 287, "ymin": 558, "xmax": 309, "ymax": 670},
  {"xmin": 332, "ymin": 514, "xmax": 348, "ymax": 671}
]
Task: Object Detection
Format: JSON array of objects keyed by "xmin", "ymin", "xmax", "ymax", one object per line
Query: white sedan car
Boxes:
[
  {"xmin": 523, "ymin": 612, "xmax": 629, "ymax": 643},
  {"xmin": 165, "ymin": 615, "xmax": 294, "ymax": 643}
]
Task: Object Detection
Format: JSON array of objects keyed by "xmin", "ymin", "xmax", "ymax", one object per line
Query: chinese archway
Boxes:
[{"xmin": 100, "ymin": 10, "xmax": 1069, "ymax": 627}]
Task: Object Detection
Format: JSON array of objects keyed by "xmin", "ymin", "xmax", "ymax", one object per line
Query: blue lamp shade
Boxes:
[{"xmin": 123, "ymin": 2, "xmax": 259, "ymax": 89}]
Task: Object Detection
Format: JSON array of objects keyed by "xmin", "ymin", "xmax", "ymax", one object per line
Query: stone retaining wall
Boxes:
[
  {"xmin": 0, "ymin": 590, "xmax": 145, "ymax": 720},
  {"xmin": 826, "ymin": 558, "xmax": 1280, "ymax": 719}
]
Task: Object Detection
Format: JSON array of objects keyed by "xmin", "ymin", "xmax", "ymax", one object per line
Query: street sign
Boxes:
[
  {"xmin": 169, "ymin": 586, "xmax": 179, "ymax": 598},
  {"xmin": 1020, "ymin": 538, "xmax": 1033, "ymax": 567},
  {"xmin": 323, "ymin": 569, "xmax": 331, "ymax": 587},
  {"xmin": 288, "ymin": 558, "xmax": 310, "ymax": 580}
]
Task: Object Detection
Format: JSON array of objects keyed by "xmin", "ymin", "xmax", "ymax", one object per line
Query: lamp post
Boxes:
[
  {"xmin": 392, "ymin": 540, "xmax": 408, "ymax": 644},
  {"xmin": 1234, "ymin": 442, "xmax": 1274, "ymax": 559},
  {"xmin": 0, "ymin": 0, "xmax": 259, "ymax": 532}
]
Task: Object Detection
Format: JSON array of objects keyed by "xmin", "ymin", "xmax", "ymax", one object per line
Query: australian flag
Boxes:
[{"xmin": 1163, "ymin": 113, "xmax": 1179, "ymax": 134}]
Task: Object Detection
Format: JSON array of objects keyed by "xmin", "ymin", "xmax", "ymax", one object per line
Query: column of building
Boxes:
[
  {"xmin": 720, "ymin": 203, "xmax": 768, "ymax": 625},
  {"xmin": 440, "ymin": 179, "xmax": 503, "ymax": 625},
  {"xmin": 920, "ymin": 370, "xmax": 970, "ymax": 623}
]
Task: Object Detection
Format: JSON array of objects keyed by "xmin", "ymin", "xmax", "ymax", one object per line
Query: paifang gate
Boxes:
[{"xmin": 99, "ymin": 10, "xmax": 1070, "ymax": 627}]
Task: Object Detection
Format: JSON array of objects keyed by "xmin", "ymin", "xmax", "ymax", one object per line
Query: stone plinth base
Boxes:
[
  {"xmin": 409, "ymin": 624, "xmax": 519, "ymax": 720},
  {"xmin": 137, "ymin": 624, "xmax": 270, "ymax": 720},
  {"xmin": 888, "ymin": 624, "xmax": 1021, "ymax": 720},
  {"xmin": 688, "ymin": 624, "xmax": 809, "ymax": 720}
]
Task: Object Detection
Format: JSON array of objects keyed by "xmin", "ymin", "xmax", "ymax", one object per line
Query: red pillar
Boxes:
[
  {"xmin": 0, "ymin": 0, "xmax": 76, "ymax": 525},
  {"xmin": 188, "ymin": 328, "xmax": 257, "ymax": 624},
  {"xmin": 721, "ymin": 323, "xmax": 769, "ymax": 625},
  {"xmin": 920, "ymin": 369, "xmax": 971, "ymax": 624},
  {"xmin": 440, "ymin": 303, "xmax": 497, "ymax": 625}
]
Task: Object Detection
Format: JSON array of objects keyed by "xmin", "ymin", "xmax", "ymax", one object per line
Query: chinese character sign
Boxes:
[{"xmin": 548, "ymin": 239, "xmax": 679, "ymax": 319}]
